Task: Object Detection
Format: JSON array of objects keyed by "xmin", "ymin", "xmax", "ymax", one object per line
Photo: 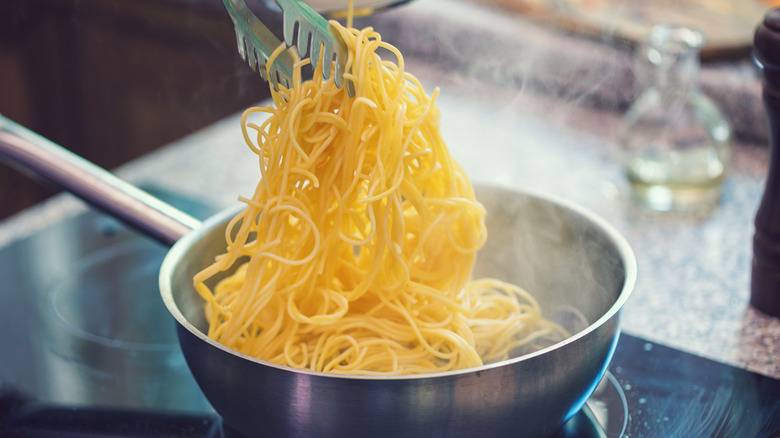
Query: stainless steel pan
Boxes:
[{"xmin": 0, "ymin": 115, "xmax": 636, "ymax": 438}]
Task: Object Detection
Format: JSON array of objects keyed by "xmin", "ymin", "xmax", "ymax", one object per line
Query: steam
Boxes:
[
  {"xmin": 369, "ymin": 0, "xmax": 637, "ymax": 125},
  {"xmin": 473, "ymin": 186, "xmax": 626, "ymax": 334}
]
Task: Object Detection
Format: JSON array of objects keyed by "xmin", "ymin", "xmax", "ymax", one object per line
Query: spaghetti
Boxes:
[{"xmin": 193, "ymin": 21, "xmax": 567, "ymax": 375}]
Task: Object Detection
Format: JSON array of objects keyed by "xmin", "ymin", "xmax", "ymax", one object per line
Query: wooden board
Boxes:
[{"xmin": 480, "ymin": 0, "xmax": 780, "ymax": 59}]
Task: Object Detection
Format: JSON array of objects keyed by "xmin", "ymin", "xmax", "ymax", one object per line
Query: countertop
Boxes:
[{"xmin": 1, "ymin": 0, "xmax": 778, "ymax": 380}]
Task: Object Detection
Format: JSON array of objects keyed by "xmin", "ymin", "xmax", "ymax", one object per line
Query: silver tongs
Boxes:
[{"xmin": 222, "ymin": 0, "xmax": 350, "ymax": 93}]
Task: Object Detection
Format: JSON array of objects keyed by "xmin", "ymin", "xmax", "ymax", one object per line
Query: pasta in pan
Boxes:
[{"xmin": 193, "ymin": 21, "xmax": 566, "ymax": 375}]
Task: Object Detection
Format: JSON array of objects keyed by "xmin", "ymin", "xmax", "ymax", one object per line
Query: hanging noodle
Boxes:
[{"xmin": 193, "ymin": 20, "xmax": 568, "ymax": 375}]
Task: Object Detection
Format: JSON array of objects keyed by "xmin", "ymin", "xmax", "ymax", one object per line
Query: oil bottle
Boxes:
[{"xmin": 621, "ymin": 25, "xmax": 732, "ymax": 213}]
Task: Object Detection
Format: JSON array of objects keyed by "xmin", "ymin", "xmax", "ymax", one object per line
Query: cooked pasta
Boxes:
[{"xmin": 193, "ymin": 21, "xmax": 567, "ymax": 375}]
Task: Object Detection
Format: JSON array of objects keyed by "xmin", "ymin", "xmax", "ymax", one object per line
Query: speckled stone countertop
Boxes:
[{"xmin": 1, "ymin": 0, "xmax": 777, "ymax": 379}]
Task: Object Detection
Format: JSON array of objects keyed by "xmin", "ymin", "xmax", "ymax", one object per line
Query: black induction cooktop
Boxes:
[{"xmin": 1, "ymin": 189, "xmax": 778, "ymax": 438}]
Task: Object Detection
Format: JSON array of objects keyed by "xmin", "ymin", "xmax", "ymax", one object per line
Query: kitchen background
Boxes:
[
  {"xmin": 0, "ymin": 0, "xmax": 277, "ymax": 218},
  {"xmin": 1, "ymin": 0, "xmax": 779, "ymax": 436},
  {"xmin": 0, "ymin": 0, "xmax": 776, "ymax": 219}
]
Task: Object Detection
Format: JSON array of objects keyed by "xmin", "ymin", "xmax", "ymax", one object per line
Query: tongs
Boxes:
[{"xmin": 222, "ymin": 0, "xmax": 351, "ymax": 93}]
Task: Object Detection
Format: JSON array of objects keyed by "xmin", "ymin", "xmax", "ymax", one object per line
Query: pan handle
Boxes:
[{"xmin": 0, "ymin": 115, "xmax": 201, "ymax": 247}]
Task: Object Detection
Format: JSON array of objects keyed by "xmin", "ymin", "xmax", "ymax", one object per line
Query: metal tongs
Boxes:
[{"xmin": 222, "ymin": 0, "xmax": 351, "ymax": 94}]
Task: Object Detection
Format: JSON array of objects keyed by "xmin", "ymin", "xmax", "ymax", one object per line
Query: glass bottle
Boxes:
[{"xmin": 620, "ymin": 25, "xmax": 732, "ymax": 213}]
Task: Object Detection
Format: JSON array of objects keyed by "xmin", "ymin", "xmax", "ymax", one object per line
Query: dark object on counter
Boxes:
[{"xmin": 752, "ymin": 8, "xmax": 780, "ymax": 317}]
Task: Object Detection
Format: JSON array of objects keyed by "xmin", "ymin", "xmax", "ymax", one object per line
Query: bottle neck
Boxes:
[
  {"xmin": 641, "ymin": 26, "xmax": 704, "ymax": 98},
  {"xmin": 653, "ymin": 45, "xmax": 699, "ymax": 95}
]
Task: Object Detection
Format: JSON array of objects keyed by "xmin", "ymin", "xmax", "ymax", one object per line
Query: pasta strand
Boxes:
[{"xmin": 193, "ymin": 22, "xmax": 567, "ymax": 375}]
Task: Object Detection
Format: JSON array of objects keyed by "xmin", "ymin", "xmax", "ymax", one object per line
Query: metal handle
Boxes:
[
  {"xmin": 223, "ymin": 0, "xmax": 296, "ymax": 88},
  {"xmin": 0, "ymin": 115, "xmax": 201, "ymax": 247}
]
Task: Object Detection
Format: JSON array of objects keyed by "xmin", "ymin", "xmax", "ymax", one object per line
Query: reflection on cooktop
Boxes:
[
  {"xmin": 551, "ymin": 371, "xmax": 627, "ymax": 437},
  {"xmin": 610, "ymin": 335, "xmax": 780, "ymax": 437}
]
